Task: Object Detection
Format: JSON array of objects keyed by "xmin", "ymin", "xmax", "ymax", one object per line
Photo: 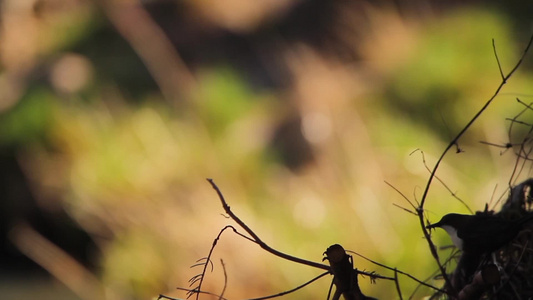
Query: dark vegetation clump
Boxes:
[{"xmin": 430, "ymin": 179, "xmax": 533, "ymax": 300}]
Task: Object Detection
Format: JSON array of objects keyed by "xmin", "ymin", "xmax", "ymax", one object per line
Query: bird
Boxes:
[
  {"xmin": 427, "ymin": 212, "xmax": 533, "ymax": 291},
  {"xmin": 427, "ymin": 213, "xmax": 533, "ymax": 255}
]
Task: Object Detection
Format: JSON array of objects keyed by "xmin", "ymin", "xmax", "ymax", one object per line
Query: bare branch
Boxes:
[
  {"xmin": 207, "ymin": 178, "xmax": 330, "ymax": 271},
  {"xmin": 418, "ymin": 34, "xmax": 533, "ymax": 296},
  {"xmin": 419, "ymin": 34, "xmax": 533, "ymax": 208},
  {"xmin": 414, "ymin": 149, "xmax": 473, "ymax": 214},
  {"xmin": 385, "ymin": 180, "xmax": 419, "ymax": 211},
  {"xmin": 394, "ymin": 269, "xmax": 403, "ymax": 300},
  {"xmin": 189, "ymin": 225, "xmax": 248, "ymax": 299}
]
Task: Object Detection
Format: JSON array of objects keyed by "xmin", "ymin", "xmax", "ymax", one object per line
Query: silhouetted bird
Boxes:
[
  {"xmin": 427, "ymin": 212, "xmax": 533, "ymax": 291},
  {"xmin": 427, "ymin": 213, "xmax": 533, "ymax": 255}
]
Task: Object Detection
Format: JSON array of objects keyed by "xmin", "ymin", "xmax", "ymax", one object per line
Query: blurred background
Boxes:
[{"xmin": 1, "ymin": 0, "xmax": 533, "ymax": 299}]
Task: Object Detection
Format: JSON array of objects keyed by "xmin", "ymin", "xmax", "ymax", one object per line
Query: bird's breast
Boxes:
[{"xmin": 441, "ymin": 225, "xmax": 463, "ymax": 250}]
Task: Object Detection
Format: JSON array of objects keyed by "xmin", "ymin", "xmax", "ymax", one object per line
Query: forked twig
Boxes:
[
  {"xmin": 219, "ymin": 260, "xmax": 227, "ymax": 300},
  {"xmin": 385, "ymin": 180, "xmax": 418, "ymax": 213},
  {"xmin": 188, "ymin": 225, "xmax": 253, "ymax": 299},
  {"xmin": 412, "ymin": 149, "xmax": 473, "ymax": 214},
  {"xmin": 207, "ymin": 178, "xmax": 331, "ymax": 272}
]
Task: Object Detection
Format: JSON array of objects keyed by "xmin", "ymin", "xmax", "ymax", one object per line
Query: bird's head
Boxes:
[
  {"xmin": 426, "ymin": 213, "xmax": 466, "ymax": 230},
  {"xmin": 427, "ymin": 213, "xmax": 469, "ymax": 250}
]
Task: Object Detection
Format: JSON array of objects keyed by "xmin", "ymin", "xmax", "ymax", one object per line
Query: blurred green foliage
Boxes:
[
  {"xmin": 1, "ymin": 2, "xmax": 532, "ymax": 300},
  {"xmin": 196, "ymin": 66, "xmax": 255, "ymax": 134},
  {"xmin": 385, "ymin": 9, "xmax": 517, "ymax": 139},
  {"xmin": 0, "ymin": 87, "xmax": 56, "ymax": 146}
]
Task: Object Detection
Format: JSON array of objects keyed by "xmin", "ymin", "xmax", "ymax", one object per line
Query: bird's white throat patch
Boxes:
[{"xmin": 441, "ymin": 225, "xmax": 463, "ymax": 250}]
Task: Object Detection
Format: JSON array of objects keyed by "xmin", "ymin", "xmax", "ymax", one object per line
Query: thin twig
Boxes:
[
  {"xmin": 346, "ymin": 250, "xmax": 444, "ymax": 293},
  {"xmin": 508, "ymin": 124, "xmax": 533, "ymax": 187},
  {"xmin": 506, "ymin": 118, "xmax": 532, "ymax": 127},
  {"xmin": 493, "ymin": 240, "xmax": 530, "ymax": 297},
  {"xmin": 487, "ymin": 183, "xmax": 499, "ymax": 210},
  {"xmin": 189, "ymin": 225, "xmax": 251, "ymax": 300},
  {"xmin": 491, "ymin": 186, "xmax": 512, "ymax": 212},
  {"xmin": 326, "ymin": 279, "xmax": 334, "ymax": 300},
  {"xmin": 392, "ymin": 203, "xmax": 418, "ymax": 216},
  {"xmin": 158, "ymin": 294, "xmax": 184, "ymax": 300},
  {"xmin": 479, "ymin": 141, "xmax": 515, "ymax": 155},
  {"xmin": 181, "ymin": 288, "xmax": 228, "ymax": 300},
  {"xmin": 246, "ymin": 271, "xmax": 330, "ymax": 300},
  {"xmin": 414, "ymin": 149, "xmax": 473, "ymax": 214},
  {"xmin": 420, "ymin": 34, "xmax": 533, "ymax": 208},
  {"xmin": 516, "ymin": 98, "xmax": 533, "ymax": 109},
  {"xmin": 493, "ymin": 38, "xmax": 506, "ymax": 81},
  {"xmin": 207, "ymin": 178, "xmax": 331, "ymax": 271},
  {"xmin": 515, "ymin": 141, "xmax": 533, "ymax": 184},
  {"xmin": 190, "ymin": 258, "xmax": 214, "ymax": 271},
  {"xmin": 394, "ymin": 269, "xmax": 403, "ymax": 300},
  {"xmin": 385, "ymin": 180, "xmax": 419, "ymax": 211},
  {"xmin": 218, "ymin": 260, "xmax": 227, "ymax": 300},
  {"xmin": 410, "ymin": 249, "xmax": 460, "ymax": 300}
]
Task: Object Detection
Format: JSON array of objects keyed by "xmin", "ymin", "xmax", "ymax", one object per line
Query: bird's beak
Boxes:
[{"xmin": 426, "ymin": 222, "xmax": 440, "ymax": 229}]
